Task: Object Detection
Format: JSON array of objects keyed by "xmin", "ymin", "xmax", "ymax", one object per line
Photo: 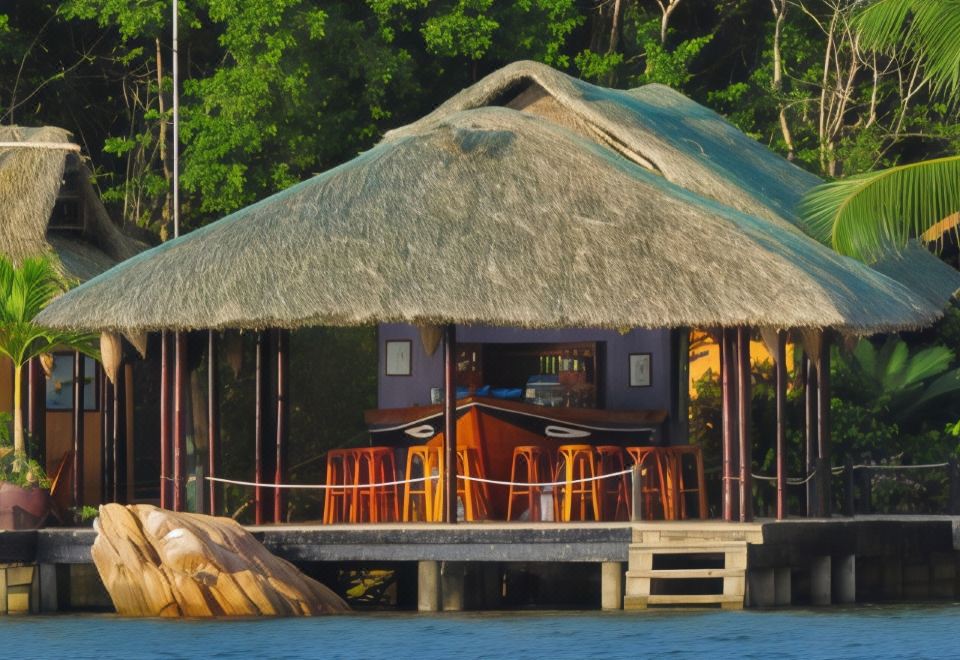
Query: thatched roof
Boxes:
[
  {"xmin": 36, "ymin": 61, "xmax": 954, "ymax": 334},
  {"xmin": 400, "ymin": 62, "xmax": 960, "ymax": 308},
  {"xmin": 0, "ymin": 125, "xmax": 147, "ymax": 281}
]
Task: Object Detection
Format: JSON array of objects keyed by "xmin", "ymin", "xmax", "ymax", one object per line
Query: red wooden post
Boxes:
[
  {"xmin": 101, "ymin": 368, "xmax": 113, "ymax": 502},
  {"xmin": 173, "ymin": 332, "xmax": 186, "ymax": 512},
  {"xmin": 775, "ymin": 330, "xmax": 787, "ymax": 520},
  {"xmin": 27, "ymin": 358, "xmax": 46, "ymax": 467},
  {"xmin": 160, "ymin": 331, "xmax": 170, "ymax": 509},
  {"xmin": 817, "ymin": 330, "xmax": 832, "ymax": 517},
  {"xmin": 72, "ymin": 352, "xmax": 85, "ymax": 509},
  {"xmin": 113, "ymin": 360, "xmax": 126, "ymax": 504},
  {"xmin": 208, "ymin": 330, "xmax": 220, "ymax": 516},
  {"xmin": 720, "ymin": 328, "xmax": 738, "ymax": 522},
  {"xmin": 273, "ymin": 329, "xmax": 288, "ymax": 523},
  {"xmin": 737, "ymin": 327, "xmax": 752, "ymax": 522},
  {"xmin": 804, "ymin": 353, "xmax": 818, "ymax": 516},
  {"xmin": 254, "ymin": 332, "xmax": 264, "ymax": 524},
  {"xmin": 443, "ymin": 324, "xmax": 458, "ymax": 524}
]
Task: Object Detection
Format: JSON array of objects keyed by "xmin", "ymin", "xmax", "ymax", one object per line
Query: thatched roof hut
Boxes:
[
  {"xmin": 36, "ymin": 62, "xmax": 959, "ymax": 334},
  {"xmin": 0, "ymin": 125, "xmax": 148, "ymax": 281}
]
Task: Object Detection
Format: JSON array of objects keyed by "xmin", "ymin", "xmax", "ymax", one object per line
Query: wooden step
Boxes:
[
  {"xmin": 625, "ymin": 593, "xmax": 744, "ymax": 609},
  {"xmin": 630, "ymin": 540, "xmax": 747, "ymax": 552},
  {"xmin": 626, "ymin": 568, "xmax": 742, "ymax": 579}
]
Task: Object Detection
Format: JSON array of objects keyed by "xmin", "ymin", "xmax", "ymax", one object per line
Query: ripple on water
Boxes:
[{"xmin": 0, "ymin": 605, "xmax": 957, "ymax": 660}]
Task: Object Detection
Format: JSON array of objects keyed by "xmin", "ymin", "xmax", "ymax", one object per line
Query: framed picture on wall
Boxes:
[
  {"xmin": 628, "ymin": 353, "xmax": 652, "ymax": 388},
  {"xmin": 385, "ymin": 339, "xmax": 412, "ymax": 376}
]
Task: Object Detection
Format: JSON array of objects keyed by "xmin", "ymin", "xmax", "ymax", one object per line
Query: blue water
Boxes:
[{"xmin": 1, "ymin": 606, "xmax": 958, "ymax": 659}]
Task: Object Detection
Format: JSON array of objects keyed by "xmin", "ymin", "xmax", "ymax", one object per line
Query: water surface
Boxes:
[{"xmin": 1, "ymin": 605, "xmax": 957, "ymax": 659}]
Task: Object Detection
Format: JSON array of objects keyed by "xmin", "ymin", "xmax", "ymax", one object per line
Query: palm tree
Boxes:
[
  {"xmin": 0, "ymin": 255, "xmax": 97, "ymax": 463},
  {"xmin": 801, "ymin": 0, "xmax": 960, "ymax": 262}
]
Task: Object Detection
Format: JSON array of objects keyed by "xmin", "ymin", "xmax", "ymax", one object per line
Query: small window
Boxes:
[
  {"xmin": 45, "ymin": 353, "xmax": 99, "ymax": 411},
  {"xmin": 49, "ymin": 169, "xmax": 84, "ymax": 230}
]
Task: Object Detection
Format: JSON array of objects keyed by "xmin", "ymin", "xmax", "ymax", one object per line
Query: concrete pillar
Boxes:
[
  {"xmin": 441, "ymin": 561, "xmax": 465, "ymax": 611},
  {"xmin": 601, "ymin": 562, "xmax": 623, "ymax": 611},
  {"xmin": 747, "ymin": 568, "xmax": 775, "ymax": 608},
  {"xmin": 39, "ymin": 564, "xmax": 58, "ymax": 613},
  {"xmin": 774, "ymin": 567, "xmax": 791, "ymax": 606},
  {"xmin": 418, "ymin": 561, "xmax": 441, "ymax": 612},
  {"xmin": 30, "ymin": 566, "xmax": 40, "ymax": 614},
  {"xmin": 810, "ymin": 556, "xmax": 831, "ymax": 606},
  {"xmin": 833, "ymin": 555, "xmax": 855, "ymax": 604},
  {"xmin": 882, "ymin": 558, "xmax": 903, "ymax": 600}
]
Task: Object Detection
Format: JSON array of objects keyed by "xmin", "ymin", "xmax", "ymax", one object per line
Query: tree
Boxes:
[
  {"xmin": 800, "ymin": 0, "xmax": 960, "ymax": 262},
  {"xmin": 0, "ymin": 256, "xmax": 97, "ymax": 463}
]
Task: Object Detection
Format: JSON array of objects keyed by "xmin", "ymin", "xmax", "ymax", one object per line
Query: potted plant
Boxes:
[{"xmin": 0, "ymin": 255, "xmax": 97, "ymax": 530}]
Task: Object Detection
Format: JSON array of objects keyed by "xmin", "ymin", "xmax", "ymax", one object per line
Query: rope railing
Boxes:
[{"xmin": 205, "ymin": 467, "xmax": 634, "ymax": 491}]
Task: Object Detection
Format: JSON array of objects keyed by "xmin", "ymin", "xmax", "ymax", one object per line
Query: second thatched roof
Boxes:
[
  {"xmin": 36, "ymin": 67, "xmax": 949, "ymax": 334},
  {"xmin": 0, "ymin": 125, "xmax": 148, "ymax": 281}
]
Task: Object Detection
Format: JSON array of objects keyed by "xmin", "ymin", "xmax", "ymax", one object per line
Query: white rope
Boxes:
[
  {"xmin": 206, "ymin": 467, "xmax": 636, "ymax": 491},
  {"xmin": 0, "ymin": 141, "xmax": 81, "ymax": 151},
  {"xmin": 852, "ymin": 462, "xmax": 948, "ymax": 471},
  {"xmin": 205, "ymin": 475, "xmax": 438, "ymax": 490},
  {"xmin": 457, "ymin": 467, "xmax": 634, "ymax": 489},
  {"xmin": 751, "ymin": 469, "xmax": 818, "ymax": 486}
]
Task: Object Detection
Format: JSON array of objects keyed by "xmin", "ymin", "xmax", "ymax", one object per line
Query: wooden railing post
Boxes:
[
  {"xmin": 631, "ymin": 463, "xmax": 643, "ymax": 522},
  {"xmin": 843, "ymin": 458, "xmax": 854, "ymax": 518},
  {"xmin": 949, "ymin": 458, "xmax": 960, "ymax": 515}
]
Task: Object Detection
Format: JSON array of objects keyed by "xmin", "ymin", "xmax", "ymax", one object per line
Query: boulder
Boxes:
[{"xmin": 92, "ymin": 504, "xmax": 349, "ymax": 616}]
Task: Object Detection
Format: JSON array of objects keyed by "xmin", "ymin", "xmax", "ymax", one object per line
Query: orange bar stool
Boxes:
[
  {"xmin": 663, "ymin": 446, "xmax": 708, "ymax": 520},
  {"xmin": 554, "ymin": 444, "xmax": 600, "ymax": 522},
  {"xmin": 626, "ymin": 446, "xmax": 672, "ymax": 520},
  {"xmin": 506, "ymin": 445, "xmax": 553, "ymax": 521},
  {"xmin": 351, "ymin": 446, "xmax": 400, "ymax": 523},
  {"xmin": 594, "ymin": 445, "xmax": 629, "ymax": 521},
  {"xmin": 323, "ymin": 448, "xmax": 357, "ymax": 524},
  {"xmin": 402, "ymin": 445, "xmax": 442, "ymax": 522},
  {"xmin": 455, "ymin": 447, "xmax": 490, "ymax": 521}
]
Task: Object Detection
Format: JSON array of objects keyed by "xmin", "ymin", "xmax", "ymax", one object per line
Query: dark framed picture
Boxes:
[
  {"xmin": 385, "ymin": 339, "xmax": 413, "ymax": 376},
  {"xmin": 628, "ymin": 353, "xmax": 652, "ymax": 388},
  {"xmin": 46, "ymin": 353, "xmax": 99, "ymax": 410}
]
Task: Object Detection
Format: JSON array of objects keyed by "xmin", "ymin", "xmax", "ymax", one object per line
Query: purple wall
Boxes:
[{"xmin": 377, "ymin": 323, "xmax": 673, "ymax": 414}]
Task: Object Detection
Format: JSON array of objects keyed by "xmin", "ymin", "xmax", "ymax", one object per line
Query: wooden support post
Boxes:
[
  {"xmin": 844, "ymin": 458, "xmax": 855, "ymax": 518},
  {"xmin": 804, "ymin": 354, "xmax": 818, "ymax": 517},
  {"xmin": 274, "ymin": 329, "xmax": 288, "ymax": 523},
  {"xmin": 100, "ymin": 368, "xmax": 110, "ymax": 502},
  {"xmin": 160, "ymin": 331, "xmax": 170, "ymax": 509},
  {"xmin": 775, "ymin": 330, "xmax": 787, "ymax": 520},
  {"xmin": 721, "ymin": 328, "xmax": 738, "ymax": 522},
  {"xmin": 817, "ymin": 331, "xmax": 831, "ymax": 517},
  {"xmin": 173, "ymin": 332, "xmax": 186, "ymax": 512},
  {"xmin": 736, "ymin": 327, "xmax": 752, "ymax": 522},
  {"xmin": 27, "ymin": 357, "xmax": 45, "ymax": 465},
  {"xmin": 630, "ymin": 463, "xmax": 643, "ymax": 522},
  {"xmin": 72, "ymin": 351, "xmax": 85, "ymax": 509},
  {"xmin": 112, "ymin": 360, "xmax": 126, "ymax": 504},
  {"xmin": 443, "ymin": 324, "xmax": 457, "ymax": 524},
  {"xmin": 254, "ymin": 332, "xmax": 265, "ymax": 525},
  {"xmin": 948, "ymin": 458, "xmax": 960, "ymax": 516},
  {"xmin": 208, "ymin": 330, "xmax": 220, "ymax": 516}
]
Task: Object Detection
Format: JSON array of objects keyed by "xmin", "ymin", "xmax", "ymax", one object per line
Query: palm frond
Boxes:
[
  {"xmin": 856, "ymin": 0, "xmax": 960, "ymax": 98},
  {"xmin": 799, "ymin": 155, "xmax": 960, "ymax": 261}
]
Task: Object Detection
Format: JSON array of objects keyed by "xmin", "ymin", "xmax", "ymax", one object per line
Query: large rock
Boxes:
[{"xmin": 92, "ymin": 504, "xmax": 349, "ymax": 616}]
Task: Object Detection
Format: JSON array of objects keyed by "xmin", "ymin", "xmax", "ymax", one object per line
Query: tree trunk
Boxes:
[{"xmin": 13, "ymin": 362, "xmax": 24, "ymax": 457}]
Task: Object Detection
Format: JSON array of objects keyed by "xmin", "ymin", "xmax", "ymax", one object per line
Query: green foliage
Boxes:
[
  {"xmin": 0, "ymin": 412, "xmax": 51, "ymax": 488},
  {"xmin": 0, "ymin": 255, "xmax": 98, "ymax": 369},
  {"xmin": 800, "ymin": 155, "xmax": 960, "ymax": 261},
  {"xmin": 856, "ymin": 0, "xmax": 960, "ymax": 99},
  {"xmin": 834, "ymin": 336, "xmax": 960, "ymax": 426}
]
